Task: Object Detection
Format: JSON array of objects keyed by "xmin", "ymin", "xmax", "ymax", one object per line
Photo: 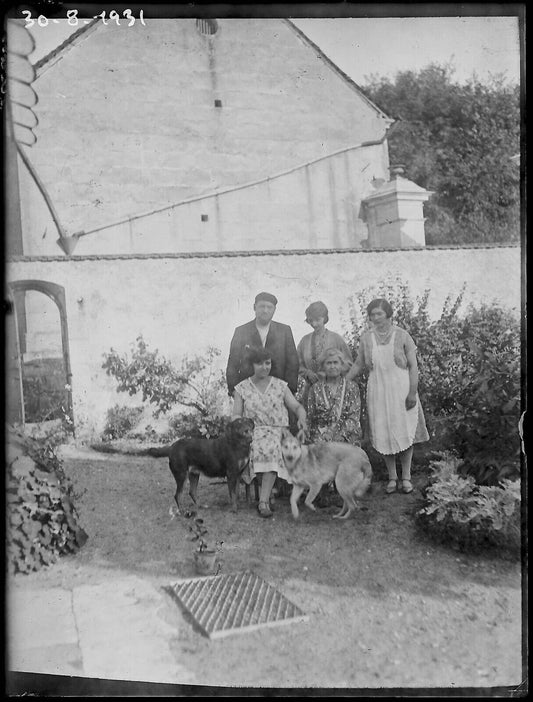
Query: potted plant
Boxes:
[{"xmin": 187, "ymin": 516, "xmax": 223, "ymax": 575}]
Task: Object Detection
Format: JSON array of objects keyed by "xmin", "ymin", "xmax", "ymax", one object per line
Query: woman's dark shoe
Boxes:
[{"xmin": 258, "ymin": 501, "xmax": 273, "ymax": 518}]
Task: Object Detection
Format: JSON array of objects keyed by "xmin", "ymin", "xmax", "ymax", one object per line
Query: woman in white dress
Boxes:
[
  {"xmin": 346, "ymin": 298, "xmax": 429, "ymax": 494},
  {"xmin": 232, "ymin": 346, "xmax": 307, "ymax": 517}
]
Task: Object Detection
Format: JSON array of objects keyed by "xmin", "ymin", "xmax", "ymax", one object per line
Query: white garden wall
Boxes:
[{"xmin": 7, "ymin": 244, "xmax": 521, "ymax": 439}]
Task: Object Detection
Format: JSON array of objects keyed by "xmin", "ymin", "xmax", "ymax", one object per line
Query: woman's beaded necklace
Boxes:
[{"xmin": 373, "ymin": 324, "xmax": 394, "ymax": 345}]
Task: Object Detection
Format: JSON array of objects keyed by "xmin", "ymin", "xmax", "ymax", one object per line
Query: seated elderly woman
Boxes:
[
  {"xmin": 232, "ymin": 345, "xmax": 307, "ymax": 518},
  {"xmin": 307, "ymin": 347, "xmax": 362, "ymax": 446}
]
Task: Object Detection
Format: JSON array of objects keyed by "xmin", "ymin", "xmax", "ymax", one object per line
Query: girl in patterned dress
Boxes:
[{"xmin": 232, "ymin": 346, "xmax": 307, "ymax": 518}]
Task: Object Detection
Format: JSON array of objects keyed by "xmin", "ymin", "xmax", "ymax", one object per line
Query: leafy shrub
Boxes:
[
  {"xmin": 443, "ymin": 304, "xmax": 521, "ymax": 482},
  {"xmin": 102, "ymin": 337, "xmax": 226, "ymax": 418},
  {"xmin": 128, "ymin": 424, "xmax": 161, "ymax": 443},
  {"xmin": 415, "ymin": 456, "xmax": 521, "ymax": 557},
  {"xmin": 167, "ymin": 412, "xmax": 230, "ymax": 440},
  {"xmin": 6, "ymin": 426, "xmax": 88, "ymax": 574},
  {"xmin": 456, "ymin": 461, "xmax": 520, "ymax": 487},
  {"xmin": 345, "ymin": 277, "xmax": 521, "ymax": 483},
  {"xmin": 101, "ymin": 404, "xmax": 144, "ymax": 441},
  {"xmin": 102, "ymin": 338, "xmax": 229, "ymax": 443}
]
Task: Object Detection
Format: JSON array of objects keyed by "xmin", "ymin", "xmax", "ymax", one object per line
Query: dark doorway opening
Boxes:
[{"xmin": 7, "ymin": 280, "xmax": 74, "ymax": 432}]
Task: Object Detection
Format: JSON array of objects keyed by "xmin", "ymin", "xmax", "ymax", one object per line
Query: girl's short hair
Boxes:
[
  {"xmin": 246, "ymin": 345, "xmax": 272, "ymax": 365},
  {"xmin": 319, "ymin": 347, "xmax": 352, "ymax": 373},
  {"xmin": 366, "ymin": 298, "xmax": 393, "ymax": 318},
  {"xmin": 305, "ymin": 301, "xmax": 329, "ymax": 325}
]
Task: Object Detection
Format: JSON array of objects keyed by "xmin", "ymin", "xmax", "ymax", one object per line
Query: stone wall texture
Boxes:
[{"xmin": 7, "ymin": 245, "xmax": 521, "ymax": 438}]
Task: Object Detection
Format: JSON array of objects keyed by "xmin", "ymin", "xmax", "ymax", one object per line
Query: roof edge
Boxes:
[
  {"xmin": 283, "ymin": 19, "xmax": 393, "ymax": 123},
  {"xmin": 33, "ymin": 18, "xmax": 101, "ymax": 77}
]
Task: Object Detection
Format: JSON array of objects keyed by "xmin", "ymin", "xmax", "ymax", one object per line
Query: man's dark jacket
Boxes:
[{"xmin": 226, "ymin": 320, "xmax": 299, "ymax": 396}]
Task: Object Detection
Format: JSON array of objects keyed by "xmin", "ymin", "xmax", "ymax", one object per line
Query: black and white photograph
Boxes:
[{"xmin": 4, "ymin": 2, "xmax": 525, "ymax": 695}]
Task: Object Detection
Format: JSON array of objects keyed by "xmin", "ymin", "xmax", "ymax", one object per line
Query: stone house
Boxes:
[{"xmin": 16, "ymin": 18, "xmax": 397, "ymax": 256}]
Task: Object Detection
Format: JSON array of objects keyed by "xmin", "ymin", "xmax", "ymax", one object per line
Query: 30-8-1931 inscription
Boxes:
[{"xmin": 22, "ymin": 9, "xmax": 146, "ymax": 28}]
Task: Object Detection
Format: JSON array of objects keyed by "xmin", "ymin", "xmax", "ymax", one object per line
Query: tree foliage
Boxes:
[{"xmin": 361, "ymin": 64, "xmax": 521, "ymax": 244}]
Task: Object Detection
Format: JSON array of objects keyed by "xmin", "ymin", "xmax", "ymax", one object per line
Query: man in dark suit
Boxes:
[{"xmin": 226, "ymin": 292, "xmax": 299, "ymax": 397}]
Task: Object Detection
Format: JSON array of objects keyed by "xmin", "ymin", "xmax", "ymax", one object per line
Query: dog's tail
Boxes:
[
  {"xmin": 354, "ymin": 458, "xmax": 373, "ymax": 497},
  {"xmin": 142, "ymin": 446, "xmax": 172, "ymax": 458}
]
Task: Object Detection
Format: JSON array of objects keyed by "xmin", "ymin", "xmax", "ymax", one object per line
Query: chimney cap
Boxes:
[{"xmin": 389, "ymin": 164, "xmax": 406, "ymax": 179}]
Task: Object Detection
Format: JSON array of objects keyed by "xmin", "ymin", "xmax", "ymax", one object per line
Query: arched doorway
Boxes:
[{"xmin": 7, "ymin": 280, "xmax": 74, "ymax": 432}]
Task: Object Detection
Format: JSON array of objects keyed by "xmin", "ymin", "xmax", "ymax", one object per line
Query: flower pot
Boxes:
[{"xmin": 193, "ymin": 549, "xmax": 218, "ymax": 575}]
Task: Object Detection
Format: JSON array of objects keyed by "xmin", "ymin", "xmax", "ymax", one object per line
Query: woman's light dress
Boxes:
[
  {"xmin": 235, "ymin": 376, "xmax": 292, "ymax": 482},
  {"xmin": 367, "ymin": 331, "xmax": 429, "ymax": 455}
]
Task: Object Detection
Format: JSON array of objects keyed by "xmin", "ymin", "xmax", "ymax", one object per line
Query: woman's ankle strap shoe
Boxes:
[
  {"xmin": 258, "ymin": 501, "xmax": 273, "ymax": 518},
  {"xmin": 401, "ymin": 479, "xmax": 413, "ymax": 494},
  {"xmin": 386, "ymin": 479, "xmax": 398, "ymax": 494}
]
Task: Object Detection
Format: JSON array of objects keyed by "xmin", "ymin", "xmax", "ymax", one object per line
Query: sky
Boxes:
[
  {"xmin": 293, "ymin": 17, "xmax": 521, "ymax": 86},
  {"xmin": 26, "ymin": 15, "xmax": 521, "ymax": 87}
]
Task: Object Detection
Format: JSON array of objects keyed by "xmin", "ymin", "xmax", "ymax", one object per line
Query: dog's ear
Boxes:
[
  {"xmin": 296, "ymin": 429, "xmax": 306, "ymax": 443},
  {"xmin": 225, "ymin": 419, "xmax": 235, "ymax": 439},
  {"xmin": 280, "ymin": 428, "xmax": 292, "ymax": 441}
]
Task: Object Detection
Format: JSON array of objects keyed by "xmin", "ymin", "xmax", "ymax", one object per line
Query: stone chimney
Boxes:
[{"xmin": 360, "ymin": 165, "xmax": 433, "ymax": 248}]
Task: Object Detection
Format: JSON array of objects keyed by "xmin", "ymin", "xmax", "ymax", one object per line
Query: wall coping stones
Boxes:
[{"xmin": 6, "ymin": 243, "xmax": 521, "ymax": 264}]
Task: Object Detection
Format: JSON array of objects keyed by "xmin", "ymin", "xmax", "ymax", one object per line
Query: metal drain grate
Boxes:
[{"xmin": 167, "ymin": 571, "xmax": 308, "ymax": 639}]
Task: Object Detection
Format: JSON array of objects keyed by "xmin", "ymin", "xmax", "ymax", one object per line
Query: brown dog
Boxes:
[{"xmin": 147, "ymin": 417, "xmax": 255, "ymax": 514}]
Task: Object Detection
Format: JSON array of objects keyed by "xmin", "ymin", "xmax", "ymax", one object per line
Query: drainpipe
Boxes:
[{"xmin": 16, "ymin": 143, "xmax": 79, "ymax": 255}]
